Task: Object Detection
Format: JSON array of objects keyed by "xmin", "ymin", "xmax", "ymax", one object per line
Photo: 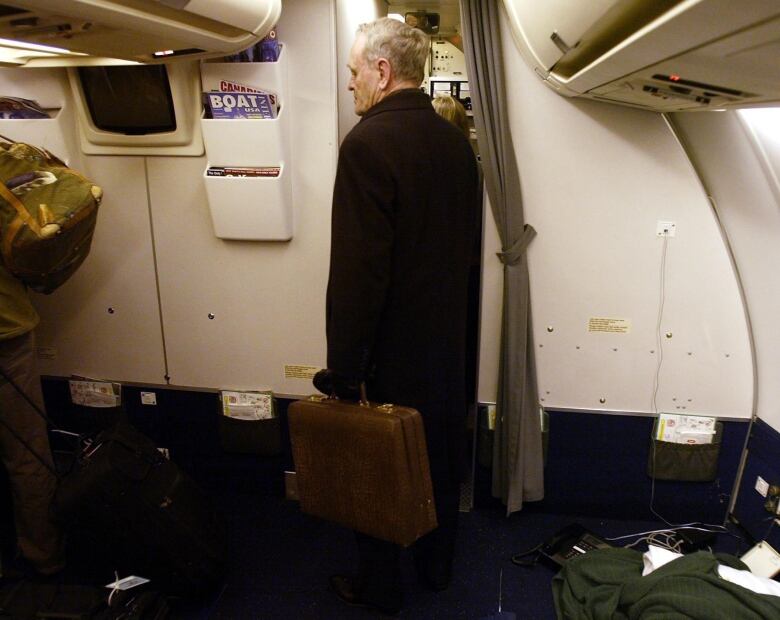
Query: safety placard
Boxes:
[{"xmin": 588, "ymin": 317, "xmax": 631, "ymax": 334}]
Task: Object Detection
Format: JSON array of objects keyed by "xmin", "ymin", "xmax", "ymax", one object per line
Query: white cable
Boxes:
[
  {"xmin": 613, "ymin": 523, "xmax": 729, "ymax": 541},
  {"xmin": 650, "ymin": 234, "xmax": 673, "ymax": 526},
  {"xmin": 108, "ymin": 570, "xmax": 120, "ymax": 607}
]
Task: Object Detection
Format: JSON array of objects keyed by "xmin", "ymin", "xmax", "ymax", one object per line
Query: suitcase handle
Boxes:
[{"xmin": 310, "ymin": 382, "xmax": 371, "ymax": 407}]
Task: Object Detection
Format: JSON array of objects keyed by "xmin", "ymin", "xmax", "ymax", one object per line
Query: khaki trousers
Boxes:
[{"xmin": 0, "ymin": 331, "xmax": 64, "ymax": 573}]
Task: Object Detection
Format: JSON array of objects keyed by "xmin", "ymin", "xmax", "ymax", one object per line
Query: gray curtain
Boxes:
[{"xmin": 459, "ymin": 0, "xmax": 544, "ymax": 513}]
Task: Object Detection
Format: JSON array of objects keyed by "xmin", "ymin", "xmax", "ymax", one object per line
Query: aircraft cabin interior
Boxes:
[{"xmin": 0, "ymin": 0, "xmax": 780, "ymax": 618}]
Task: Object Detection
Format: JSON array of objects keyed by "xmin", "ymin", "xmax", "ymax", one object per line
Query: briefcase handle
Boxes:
[{"xmin": 310, "ymin": 382, "xmax": 371, "ymax": 407}]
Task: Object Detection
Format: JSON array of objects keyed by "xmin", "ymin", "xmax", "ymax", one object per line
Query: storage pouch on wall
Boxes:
[
  {"xmin": 647, "ymin": 422, "xmax": 723, "ymax": 482},
  {"xmin": 219, "ymin": 416, "xmax": 281, "ymax": 456}
]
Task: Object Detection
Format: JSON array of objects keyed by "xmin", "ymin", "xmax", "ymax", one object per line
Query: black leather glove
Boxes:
[{"xmin": 313, "ymin": 369, "xmax": 361, "ymax": 400}]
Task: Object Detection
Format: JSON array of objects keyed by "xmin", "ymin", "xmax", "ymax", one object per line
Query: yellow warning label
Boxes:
[
  {"xmin": 36, "ymin": 346, "xmax": 57, "ymax": 360},
  {"xmin": 588, "ymin": 317, "xmax": 631, "ymax": 334},
  {"xmin": 284, "ymin": 364, "xmax": 321, "ymax": 380}
]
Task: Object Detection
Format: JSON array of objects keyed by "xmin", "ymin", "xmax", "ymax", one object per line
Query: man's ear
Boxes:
[{"xmin": 376, "ymin": 57, "xmax": 392, "ymax": 89}]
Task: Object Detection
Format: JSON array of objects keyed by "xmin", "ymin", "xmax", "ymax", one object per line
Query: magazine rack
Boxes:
[{"xmin": 200, "ymin": 45, "xmax": 292, "ymax": 240}]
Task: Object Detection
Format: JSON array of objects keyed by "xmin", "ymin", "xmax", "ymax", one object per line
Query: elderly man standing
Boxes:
[{"xmin": 314, "ymin": 17, "xmax": 481, "ymax": 615}]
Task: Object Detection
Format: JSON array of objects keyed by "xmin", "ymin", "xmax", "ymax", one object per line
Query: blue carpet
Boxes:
[{"xmin": 170, "ymin": 490, "xmax": 747, "ymax": 619}]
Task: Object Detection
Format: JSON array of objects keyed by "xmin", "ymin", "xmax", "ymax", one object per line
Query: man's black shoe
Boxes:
[
  {"xmin": 328, "ymin": 575, "xmax": 401, "ymax": 616},
  {"xmin": 413, "ymin": 552, "xmax": 452, "ymax": 592},
  {"xmin": 423, "ymin": 571, "xmax": 451, "ymax": 592}
]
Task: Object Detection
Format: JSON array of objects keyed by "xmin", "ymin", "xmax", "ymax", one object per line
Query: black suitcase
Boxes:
[
  {"xmin": 53, "ymin": 423, "xmax": 227, "ymax": 596},
  {"xmin": 0, "ymin": 580, "xmax": 169, "ymax": 619}
]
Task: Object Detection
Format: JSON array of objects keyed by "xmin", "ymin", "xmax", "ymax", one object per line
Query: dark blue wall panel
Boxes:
[
  {"xmin": 475, "ymin": 408, "xmax": 749, "ymax": 526},
  {"xmin": 732, "ymin": 419, "xmax": 780, "ymax": 549},
  {"xmin": 38, "ymin": 378, "xmax": 759, "ymax": 531}
]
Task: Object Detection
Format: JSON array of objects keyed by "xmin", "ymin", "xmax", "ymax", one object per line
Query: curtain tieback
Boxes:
[{"xmin": 497, "ymin": 224, "xmax": 536, "ymax": 265}]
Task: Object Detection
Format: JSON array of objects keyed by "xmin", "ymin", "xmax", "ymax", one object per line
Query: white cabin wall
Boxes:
[
  {"xmin": 5, "ymin": 0, "xmax": 338, "ymax": 394},
  {"xmin": 0, "ymin": 68, "xmax": 168, "ymax": 384},
  {"xmin": 671, "ymin": 109, "xmax": 780, "ymax": 432},
  {"xmin": 478, "ymin": 8, "xmax": 753, "ymax": 419},
  {"xmin": 149, "ymin": 0, "xmax": 337, "ymax": 393}
]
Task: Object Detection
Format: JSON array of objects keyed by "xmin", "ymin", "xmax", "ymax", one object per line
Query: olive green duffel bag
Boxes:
[{"xmin": 0, "ymin": 137, "xmax": 103, "ymax": 294}]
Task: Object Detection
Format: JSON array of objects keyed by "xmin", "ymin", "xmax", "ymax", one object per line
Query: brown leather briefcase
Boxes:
[{"xmin": 288, "ymin": 394, "xmax": 437, "ymax": 547}]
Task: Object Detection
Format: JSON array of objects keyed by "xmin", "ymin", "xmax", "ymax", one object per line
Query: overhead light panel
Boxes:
[{"xmin": 0, "ymin": 36, "xmax": 73, "ymax": 55}]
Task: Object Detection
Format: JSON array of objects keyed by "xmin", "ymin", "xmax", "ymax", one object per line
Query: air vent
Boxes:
[
  {"xmin": 651, "ymin": 74, "xmax": 751, "ymax": 98},
  {"xmin": 0, "ymin": 5, "xmax": 27, "ymax": 18},
  {"xmin": 590, "ymin": 77, "xmax": 743, "ymax": 111},
  {"xmin": 151, "ymin": 47, "xmax": 205, "ymax": 59}
]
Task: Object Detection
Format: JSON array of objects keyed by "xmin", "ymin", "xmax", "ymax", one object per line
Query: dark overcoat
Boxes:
[{"xmin": 326, "ymin": 88, "xmax": 480, "ymax": 489}]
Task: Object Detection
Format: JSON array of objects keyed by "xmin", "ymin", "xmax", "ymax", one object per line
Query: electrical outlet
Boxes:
[
  {"xmin": 761, "ymin": 480, "xmax": 780, "ymax": 514},
  {"xmin": 656, "ymin": 220, "xmax": 677, "ymax": 237}
]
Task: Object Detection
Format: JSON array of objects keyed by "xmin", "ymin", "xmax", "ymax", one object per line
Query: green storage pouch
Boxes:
[
  {"xmin": 219, "ymin": 416, "xmax": 282, "ymax": 455},
  {"xmin": 647, "ymin": 421, "xmax": 723, "ymax": 482}
]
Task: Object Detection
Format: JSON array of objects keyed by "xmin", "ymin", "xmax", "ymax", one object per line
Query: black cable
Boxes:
[{"xmin": 510, "ymin": 542, "xmax": 544, "ymax": 568}]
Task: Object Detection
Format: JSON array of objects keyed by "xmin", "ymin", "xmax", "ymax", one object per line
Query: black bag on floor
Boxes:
[
  {"xmin": 0, "ymin": 581, "xmax": 104, "ymax": 619},
  {"xmin": 0, "ymin": 580, "xmax": 169, "ymax": 619},
  {"xmin": 53, "ymin": 423, "xmax": 227, "ymax": 596}
]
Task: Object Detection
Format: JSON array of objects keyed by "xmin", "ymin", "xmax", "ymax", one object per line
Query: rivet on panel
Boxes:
[
  {"xmin": 687, "ymin": 352, "xmax": 693, "ymax": 356},
  {"xmin": 539, "ymin": 344, "xmax": 543, "ymax": 348},
  {"xmin": 650, "ymin": 350, "xmax": 655, "ymax": 354},
  {"xmin": 107, "ymin": 307, "xmax": 115, "ymax": 314},
  {"xmin": 547, "ymin": 326, "xmax": 554, "ymax": 332},
  {"xmin": 599, "ymin": 398, "xmax": 606, "ymax": 404},
  {"xmin": 665, "ymin": 332, "xmax": 673, "ymax": 339},
  {"xmin": 612, "ymin": 348, "xmax": 618, "ymax": 352},
  {"xmin": 208, "ymin": 313, "xmax": 215, "ymax": 320},
  {"xmin": 576, "ymin": 346, "xmax": 581, "ymax": 350}
]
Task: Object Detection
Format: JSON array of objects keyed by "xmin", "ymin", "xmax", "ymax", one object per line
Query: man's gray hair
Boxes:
[{"xmin": 357, "ymin": 18, "xmax": 430, "ymax": 85}]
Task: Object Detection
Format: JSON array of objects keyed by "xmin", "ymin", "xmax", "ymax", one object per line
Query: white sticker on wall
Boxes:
[
  {"xmin": 284, "ymin": 364, "xmax": 321, "ymax": 380},
  {"xmin": 36, "ymin": 346, "xmax": 57, "ymax": 360},
  {"xmin": 588, "ymin": 317, "xmax": 632, "ymax": 334}
]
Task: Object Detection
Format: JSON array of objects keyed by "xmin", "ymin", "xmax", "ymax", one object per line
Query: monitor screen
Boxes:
[{"xmin": 77, "ymin": 65, "xmax": 177, "ymax": 135}]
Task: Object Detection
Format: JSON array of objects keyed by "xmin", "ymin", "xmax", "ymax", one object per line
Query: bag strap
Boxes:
[
  {"xmin": 0, "ymin": 365, "xmax": 70, "ymax": 478},
  {"xmin": 0, "ymin": 134, "xmax": 66, "ymax": 167},
  {"xmin": 0, "ymin": 364, "xmax": 57, "ymax": 427},
  {"xmin": 0, "ymin": 413, "xmax": 58, "ymax": 477},
  {"xmin": 0, "ymin": 180, "xmax": 42, "ymax": 236}
]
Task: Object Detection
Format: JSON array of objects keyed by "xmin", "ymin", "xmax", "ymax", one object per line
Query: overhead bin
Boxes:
[
  {"xmin": 0, "ymin": 0, "xmax": 281, "ymax": 65},
  {"xmin": 503, "ymin": 0, "xmax": 780, "ymax": 111}
]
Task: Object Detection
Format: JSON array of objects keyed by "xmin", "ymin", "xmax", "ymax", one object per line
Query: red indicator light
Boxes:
[{"xmin": 669, "ymin": 74, "xmax": 681, "ymax": 81}]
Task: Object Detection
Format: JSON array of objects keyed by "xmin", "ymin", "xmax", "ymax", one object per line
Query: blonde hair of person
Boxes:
[
  {"xmin": 357, "ymin": 18, "xmax": 430, "ymax": 85},
  {"xmin": 432, "ymin": 95, "xmax": 470, "ymax": 138}
]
